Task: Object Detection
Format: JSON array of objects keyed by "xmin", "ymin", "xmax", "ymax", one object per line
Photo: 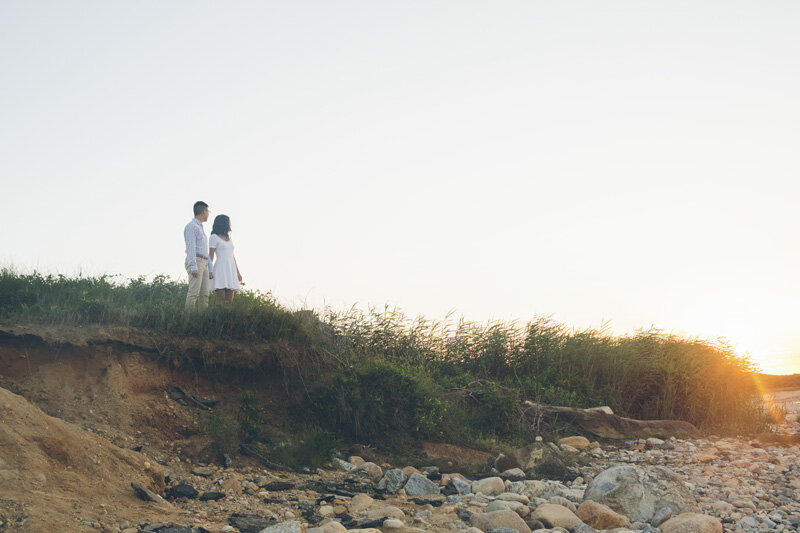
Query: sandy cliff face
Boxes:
[{"xmin": 0, "ymin": 385, "xmax": 178, "ymax": 531}]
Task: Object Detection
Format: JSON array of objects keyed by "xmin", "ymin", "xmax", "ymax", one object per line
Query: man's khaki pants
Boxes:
[{"xmin": 185, "ymin": 258, "xmax": 210, "ymax": 311}]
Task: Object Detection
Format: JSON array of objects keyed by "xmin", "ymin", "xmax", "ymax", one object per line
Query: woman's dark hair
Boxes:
[{"xmin": 211, "ymin": 214, "xmax": 231, "ymax": 238}]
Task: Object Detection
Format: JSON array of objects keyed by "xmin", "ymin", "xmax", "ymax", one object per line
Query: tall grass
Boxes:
[
  {"xmin": 0, "ymin": 269, "xmax": 312, "ymax": 343},
  {"xmin": 0, "ymin": 270, "xmax": 771, "ymax": 436},
  {"xmin": 323, "ymin": 306, "xmax": 768, "ymax": 435}
]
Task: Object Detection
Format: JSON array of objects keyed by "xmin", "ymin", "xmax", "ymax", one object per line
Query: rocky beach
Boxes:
[{"xmin": 61, "ymin": 425, "xmax": 800, "ymax": 533}]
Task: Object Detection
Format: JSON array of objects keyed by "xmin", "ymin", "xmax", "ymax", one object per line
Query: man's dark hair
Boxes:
[{"xmin": 193, "ymin": 201, "xmax": 209, "ymax": 215}]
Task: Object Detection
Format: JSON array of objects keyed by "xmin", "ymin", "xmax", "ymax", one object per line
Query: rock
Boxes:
[
  {"xmin": 505, "ymin": 480, "xmax": 548, "ymax": 499},
  {"xmin": 583, "ymin": 465, "xmax": 699, "ymax": 523},
  {"xmin": 576, "ymin": 500, "xmax": 629, "ymax": 530},
  {"xmin": 199, "ymin": 491, "xmax": 226, "ymax": 501},
  {"xmin": 221, "ymin": 475, "xmax": 243, "ymax": 494},
  {"xmin": 645, "ymin": 438, "xmax": 665, "ymax": 449},
  {"xmin": 357, "ymin": 462, "xmax": 383, "ymax": 480},
  {"xmin": 383, "ymin": 518, "xmax": 404, "ymax": 529},
  {"xmin": 495, "ymin": 453, "xmax": 520, "ymax": 472},
  {"xmin": 497, "ymin": 493, "xmax": 530, "ymax": 504},
  {"xmin": 695, "ymin": 453, "xmax": 717, "ymax": 464},
  {"xmin": 131, "ymin": 482, "xmax": 167, "ymax": 504},
  {"xmin": 333, "ymin": 458, "xmax": 356, "ymax": 471},
  {"xmin": 486, "ymin": 529, "xmax": 520, "ymax": 533},
  {"xmin": 404, "ymin": 473, "xmax": 441, "ymax": 496},
  {"xmin": 660, "ymin": 513, "xmax": 722, "ymax": 533},
  {"xmin": 165, "ymin": 483, "xmax": 198, "ymax": 500},
  {"xmin": 258, "ymin": 521, "xmax": 305, "ymax": 533},
  {"xmin": 473, "ymin": 477, "xmax": 506, "ymax": 496},
  {"xmin": 548, "ymin": 496, "xmax": 576, "ymax": 513},
  {"xmin": 349, "ymin": 493, "xmax": 375, "ymax": 511},
  {"xmin": 470, "ymin": 510, "xmax": 533, "ymax": 533},
  {"xmin": 530, "ymin": 504, "xmax": 583, "ymax": 530},
  {"xmin": 561, "ymin": 444, "xmax": 580, "ymax": 454},
  {"xmin": 262, "ymin": 481, "xmax": 294, "ymax": 491},
  {"xmin": 559, "ymin": 436, "xmax": 591, "ymax": 451},
  {"xmin": 229, "ymin": 513, "xmax": 276, "ymax": 533},
  {"xmin": 378, "ymin": 469, "xmax": 409, "ymax": 493},
  {"xmin": 452, "ymin": 476, "xmax": 473, "ymax": 495},
  {"xmin": 366, "ymin": 506, "xmax": 405, "ymax": 520},
  {"xmin": 402, "ymin": 466, "xmax": 422, "ymax": 477},
  {"xmin": 500, "ymin": 468, "xmax": 526, "ymax": 481},
  {"xmin": 192, "ymin": 466, "xmax": 214, "ymax": 477},
  {"xmin": 319, "ymin": 523, "xmax": 346, "ymax": 533},
  {"xmin": 574, "ymin": 525, "xmax": 598, "ymax": 533},
  {"xmin": 739, "ymin": 516, "xmax": 758, "ymax": 528},
  {"xmin": 349, "ymin": 456, "xmax": 366, "ymax": 466},
  {"xmin": 485, "ymin": 501, "xmax": 511, "ymax": 512},
  {"xmin": 651, "ymin": 506, "xmax": 673, "ymax": 527}
]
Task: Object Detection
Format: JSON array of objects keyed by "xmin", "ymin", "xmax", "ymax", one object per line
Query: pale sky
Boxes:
[{"xmin": 2, "ymin": 1, "xmax": 799, "ymax": 374}]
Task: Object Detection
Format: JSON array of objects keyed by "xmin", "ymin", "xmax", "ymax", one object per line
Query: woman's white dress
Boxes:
[{"xmin": 209, "ymin": 234, "xmax": 240, "ymax": 291}]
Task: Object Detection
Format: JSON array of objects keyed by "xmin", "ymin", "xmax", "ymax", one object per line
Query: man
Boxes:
[{"xmin": 184, "ymin": 201, "xmax": 214, "ymax": 311}]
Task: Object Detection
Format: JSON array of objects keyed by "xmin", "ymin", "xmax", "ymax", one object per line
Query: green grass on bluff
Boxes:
[{"xmin": 0, "ymin": 269, "xmax": 773, "ymax": 451}]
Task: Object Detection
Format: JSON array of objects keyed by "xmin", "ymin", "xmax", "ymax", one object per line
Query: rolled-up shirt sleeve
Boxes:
[{"xmin": 185, "ymin": 223, "xmax": 198, "ymax": 271}]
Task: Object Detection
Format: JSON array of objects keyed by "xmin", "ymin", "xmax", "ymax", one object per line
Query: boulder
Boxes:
[
  {"xmin": 497, "ymin": 493, "xmax": 530, "ymax": 504},
  {"xmin": 451, "ymin": 476, "xmax": 473, "ymax": 495},
  {"xmin": 258, "ymin": 521, "xmax": 304, "ymax": 533},
  {"xmin": 404, "ymin": 473, "xmax": 440, "ymax": 496},
  {"xmin": 365, "ymin": 506, "xmax": 405, "ymax": 520},
  {"xmin": 485, "ymin": 501, "xmax": 511, "ymax": 513},
  {"xmin": 357, "ymin": 462, "xmax": 383, "ymax": 481},
  {"xmin": 472, "ymin": 477, "xmax": 506, "ymax": 496},
  {"xmin": 333, "ymin": 458, "xmax": 356, "ymax": 472},
  {"xmin": 505, "ymin": 480, "xmax": 548, "ymax": 499},
  {"xmin": 660, "ymin": 513, "xmax": 723, "ymax": 533},
  {"xmin": 558, "ymin": 436, "xmax": 591, "ymax": 451},
  {"xmin": 348, "ymin": 456, "xmax": 366, "ymax": 466},
  {"xmin": 470, "ymin": 510, "xmax": 533, "ymax": 533},
  {"xmin": 402, "ymin": 466, "xmax": 422, "ymax": 477},
  {"xmin": 500, "ymin": 468, "xmax": 526, "ymax": 481},
  {"xmin": 378, "ymin": 469, "xmax": 408, "ymax": 493},
  {"xmin": 530, "ymin": 504, "xmax": 583, "ymax": 530},
  {"xmin": 165, "ymin": 483, "xmax": 198, "ymax": 500},
  {"xmin": 576, "ymin": 500, "xmax": 629, "ymax": 530},
  {"xmin": 349, "ymin": 493, "xmax": 375, "ymax": 511},
  {"xmin": 507, "ymin": 444, "xmax": 545, "ymax": 471},
  {"xmin": 495, "ymin": 453, "xmax": 520, "ymax": 472},
  {"xmin": 548, "ymin": 496, "xmax": 576, "ymax": 513},
  {"xmin": 651, "ymin": 506, "xmax": 674, "ymax": 527},
  {"xmin": 583, "ymin": 465, "xmax": 699, "ymax": 523}
]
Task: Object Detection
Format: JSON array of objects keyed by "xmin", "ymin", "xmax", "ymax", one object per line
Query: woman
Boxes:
[{"xmin": 208, "ymin": 214, "xmax": 243, "ymax": 303}]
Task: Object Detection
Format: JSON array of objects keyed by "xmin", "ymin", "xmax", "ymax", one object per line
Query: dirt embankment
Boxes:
[{"xmin": 0, "ymin": 323, "xmax": 291, "ymax": 530}]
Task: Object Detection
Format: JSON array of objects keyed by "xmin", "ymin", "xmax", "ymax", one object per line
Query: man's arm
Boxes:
[{"xmin": 184, "ymin": 223, "xmax": 198, "ymax": 273}]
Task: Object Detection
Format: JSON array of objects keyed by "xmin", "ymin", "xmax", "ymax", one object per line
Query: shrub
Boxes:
[
  {"xmin": 306, "ymin": 361, "xmax": 444, "ymax": 442},
  {"xmin": 273, "ymin": 426, "xmax": 341, "ymax": 468}
]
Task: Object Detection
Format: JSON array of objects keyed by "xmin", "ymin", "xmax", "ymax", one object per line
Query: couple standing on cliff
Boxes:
[{"xmin": 183, "ymin": 200, "xmax": 243, "ymax": 311}]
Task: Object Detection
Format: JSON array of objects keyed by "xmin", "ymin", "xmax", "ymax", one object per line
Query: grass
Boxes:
[{"xmin": 0, "ymin": 269, "xmax": 773, "ymax": 445}]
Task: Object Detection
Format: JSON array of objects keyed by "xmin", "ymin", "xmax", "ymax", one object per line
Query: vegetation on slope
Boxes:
[{"xmin": 0, "ymin": 270, "xmax": 771, "ymax": 447}]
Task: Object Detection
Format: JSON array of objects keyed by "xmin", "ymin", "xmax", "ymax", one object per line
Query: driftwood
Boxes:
[{"xmin": 522, "ymin": 400, "xmax": 701, "ymax": 439}]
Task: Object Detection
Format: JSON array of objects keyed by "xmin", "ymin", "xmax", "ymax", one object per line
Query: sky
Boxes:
[{"xmin": 1, "ymin": 1, "xmax": 799, "ymax": 374}]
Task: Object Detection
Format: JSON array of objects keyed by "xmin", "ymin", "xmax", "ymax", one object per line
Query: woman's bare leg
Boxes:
[
  {"xmin": 215, "ymin": 289, "xmax": 226, "ymax": 303},
  {"xmin": 226, "ymin": 289, "xmax": 235, "ymax": 303}
]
